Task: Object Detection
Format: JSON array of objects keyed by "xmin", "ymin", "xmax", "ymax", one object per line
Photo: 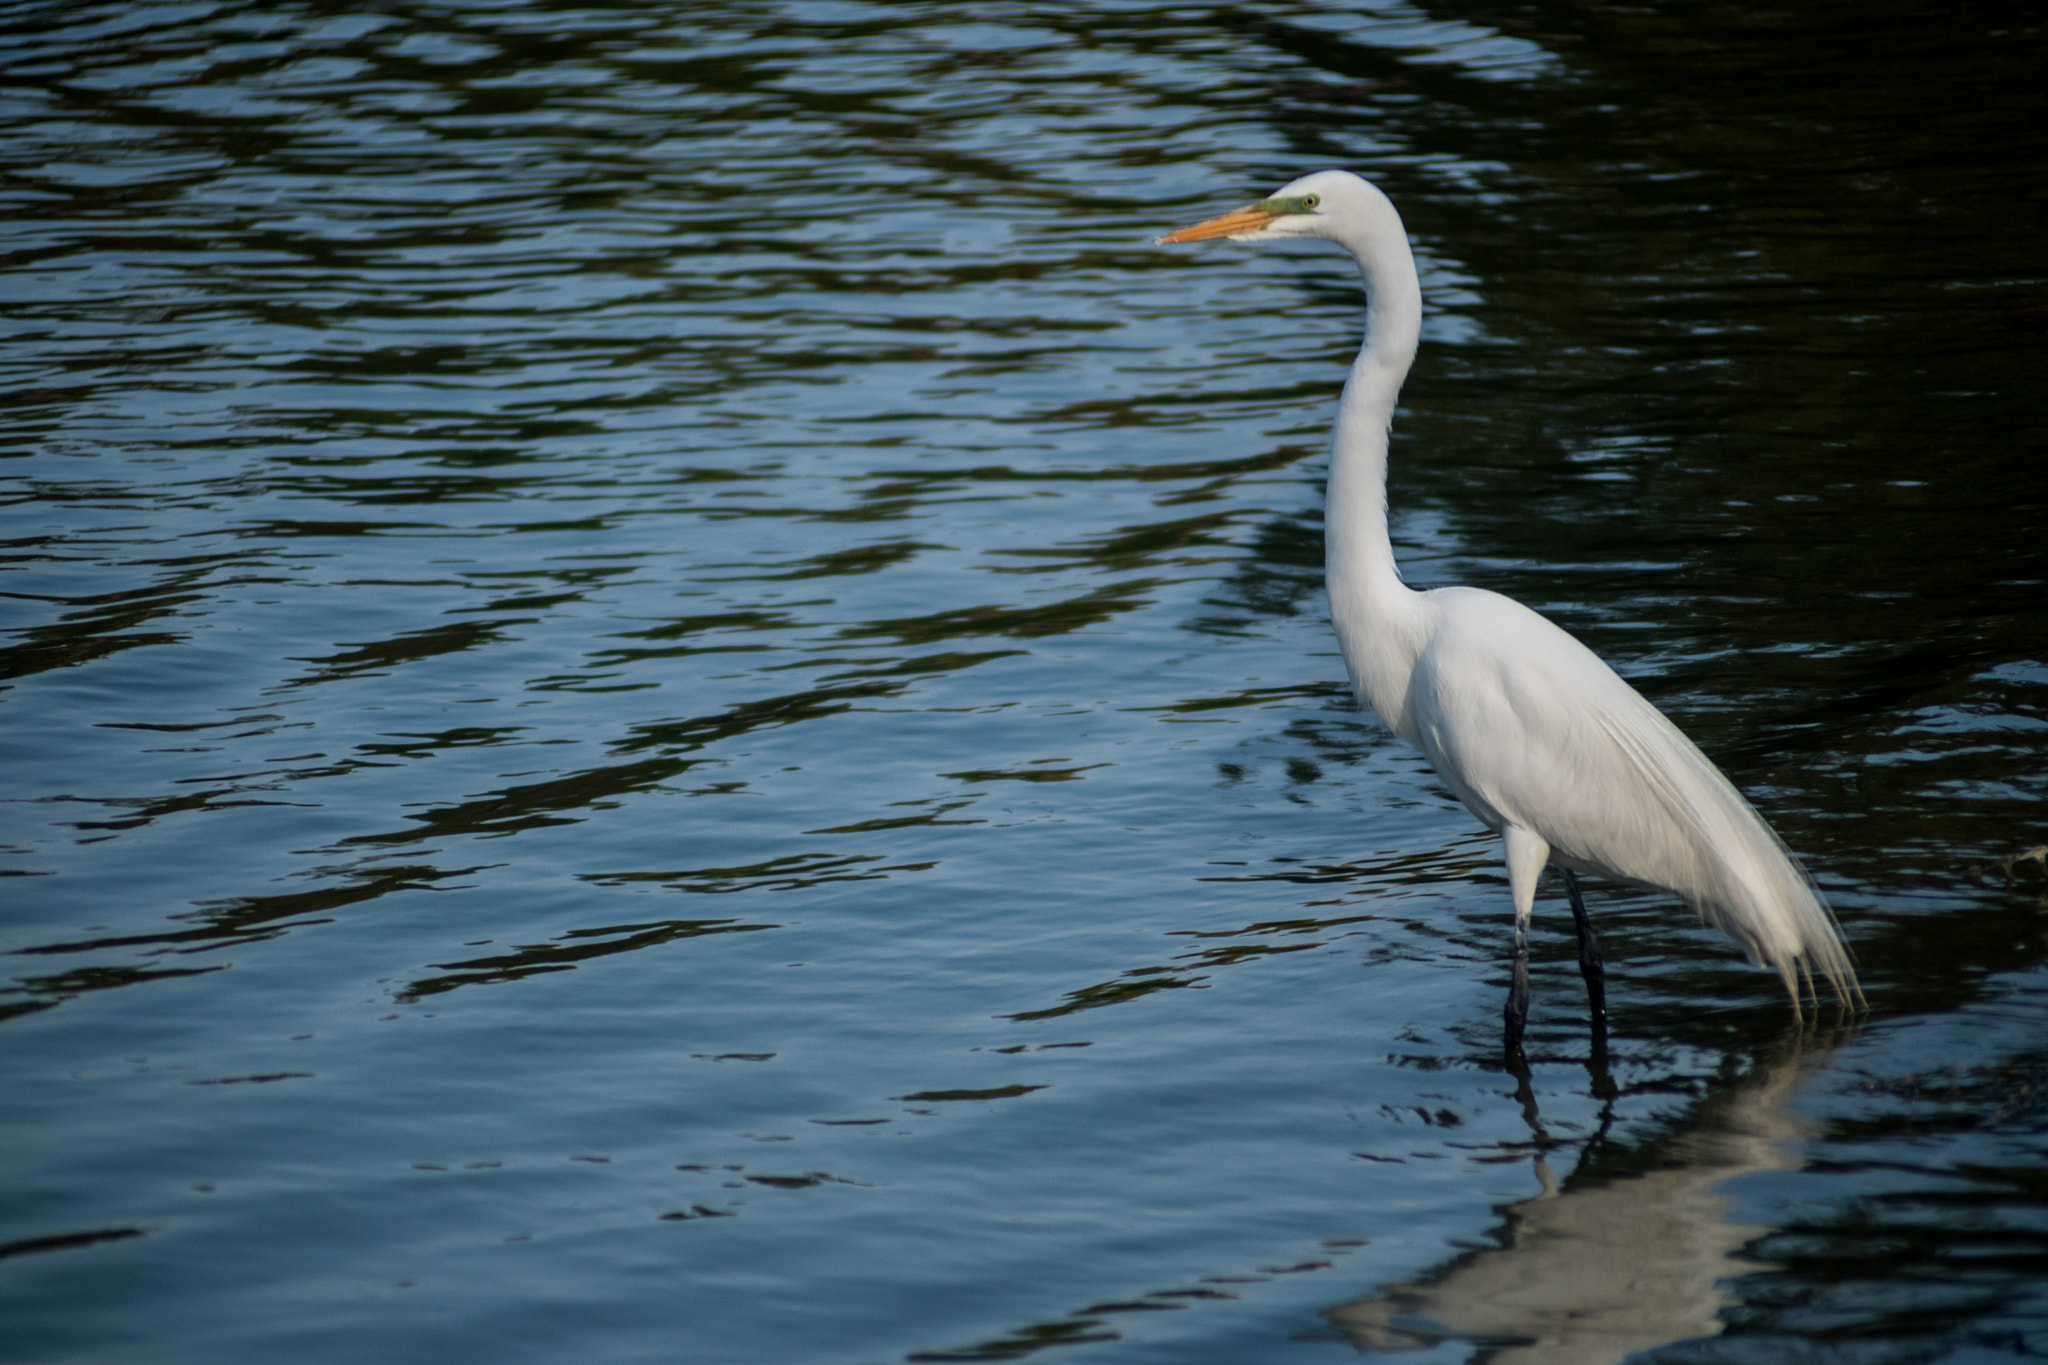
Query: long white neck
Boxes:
[{"xmin": 1323, "ymin": 202, "xmax": 1428, "ymax": 738}]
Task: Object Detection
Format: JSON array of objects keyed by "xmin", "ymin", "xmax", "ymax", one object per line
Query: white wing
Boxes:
[{"xmin": 1402, "ymin": 587, "xmax": 1857, "ymax": 1005}]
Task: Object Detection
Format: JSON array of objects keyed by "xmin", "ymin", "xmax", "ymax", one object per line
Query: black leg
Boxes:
[
  {"xmin": 1563, "ymin": 869, "xmax": 1607, "ymax": 1027},
  {"xmin": 1561, "ymin": 870, "xmax": 1618, "ymax": 1099},
  {"xmin": 1504, "ymin": 915, "xmax": 1530, "ymax": 1059}
]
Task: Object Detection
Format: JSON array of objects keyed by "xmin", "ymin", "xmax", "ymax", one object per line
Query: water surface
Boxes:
[{"xmin": 3, "ymin": 2, "xmax": 2045, "ymax": 1362}]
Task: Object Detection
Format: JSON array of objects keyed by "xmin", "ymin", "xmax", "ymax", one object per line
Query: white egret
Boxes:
[{"xmin": 1161, "ymin": 171, "xmax": 1861, "ymax": 1051}]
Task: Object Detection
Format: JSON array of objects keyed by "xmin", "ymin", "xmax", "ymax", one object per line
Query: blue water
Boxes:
[{"xmin": 3, "ymin": 2, "xmax": 2045, "ymax": 1361}]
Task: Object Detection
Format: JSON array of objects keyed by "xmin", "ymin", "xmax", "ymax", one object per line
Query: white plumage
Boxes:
[{"xmin": 1162, "ymin": 170, "xmax": 1859, "ymax": 1028}]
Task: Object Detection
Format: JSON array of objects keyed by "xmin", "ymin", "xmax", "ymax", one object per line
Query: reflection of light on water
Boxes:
[
  {"xmin": 0, "ymin": 0, "xmax": 2041, "ymax": 1360},
  {"xmin": 1327, "ymin": 1038, "xmax": 1839, "ymax": 1363}
]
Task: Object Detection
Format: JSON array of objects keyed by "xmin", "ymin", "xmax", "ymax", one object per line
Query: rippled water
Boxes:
[{"xmin": 3, "ymin": 2, "xmax": 2044, "ymax": 1362}]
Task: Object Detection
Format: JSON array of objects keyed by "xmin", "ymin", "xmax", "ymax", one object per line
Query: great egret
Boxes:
[{"xmin": 1161, "ymin": 171, "xmax": 1861, "ymax": 1052}]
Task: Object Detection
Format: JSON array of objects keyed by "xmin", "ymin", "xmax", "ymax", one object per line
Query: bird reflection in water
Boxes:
[{"xmin": 1324, "ymin": 1031, "xmax": 1852, "ymax": 1363}]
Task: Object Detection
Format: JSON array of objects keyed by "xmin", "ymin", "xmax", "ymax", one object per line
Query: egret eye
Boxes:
[{"xmin": 1302, "ymin": 193, "xmax": 1320, "ymax": 210}]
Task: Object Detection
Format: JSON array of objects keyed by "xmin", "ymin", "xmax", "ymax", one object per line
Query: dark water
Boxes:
[{"xmin": 3, "ymin": 2, "xmax": 2044, "ymax": 1361}]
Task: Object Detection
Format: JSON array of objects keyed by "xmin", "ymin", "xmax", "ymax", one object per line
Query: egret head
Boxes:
[{"xmin": 1157, "ymin": 169, "xmax": 1385, "ymax": 246}]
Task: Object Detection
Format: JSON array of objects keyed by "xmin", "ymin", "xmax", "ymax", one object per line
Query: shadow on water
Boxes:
[
  {"xmin": 1328, "ymin": 989, "xmax": 2048, "ymax": 1362},
  {"xmin": 1326, "ymin": 1029, "xmax": 1837, "ymax": 1363},
  {"xmin": 903, "ymin": 986, "xmax": 2048, "ymax": 1362}
]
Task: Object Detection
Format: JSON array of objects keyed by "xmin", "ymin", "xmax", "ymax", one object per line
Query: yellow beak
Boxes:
[{"xmin": 1156, "ymin": 203, "xmax": 1281, "ymax": 244}]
